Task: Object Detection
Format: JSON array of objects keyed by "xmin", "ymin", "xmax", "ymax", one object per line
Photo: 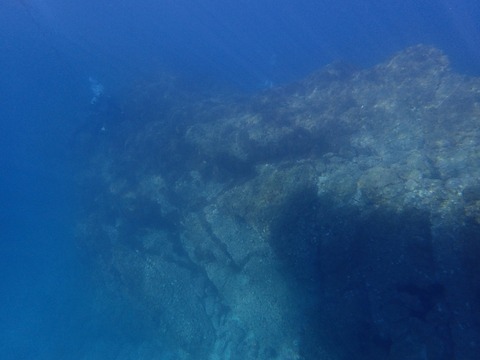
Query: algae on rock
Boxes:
[{"xmin": 77, "ymin": 45, "xmax": 480, "ymax": 360}]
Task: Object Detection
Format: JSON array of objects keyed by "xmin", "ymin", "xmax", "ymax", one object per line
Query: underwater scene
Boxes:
[{"xmin": 2, "ymin": 1, "xmax": 480, "ymax": 360}]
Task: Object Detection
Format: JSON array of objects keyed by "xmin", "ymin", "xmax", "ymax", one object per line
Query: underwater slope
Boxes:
[{"xmin": 76, "ymin": 45, "xmax": 480, "ymax": 360}]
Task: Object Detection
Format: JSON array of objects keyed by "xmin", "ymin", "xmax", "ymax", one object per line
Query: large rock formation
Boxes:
[{"xmin": 76, "ymin": 45, "xmax": 480, "ymax": 359}]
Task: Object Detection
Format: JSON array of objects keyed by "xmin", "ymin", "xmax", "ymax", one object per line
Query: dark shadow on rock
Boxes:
[
  {"xmin": 269, "ymin": 190, "xmax": 456, "ymax": 360},
  {"xmin": 252, "ymin": 128, "xmax": 333, "ymax": 163}
]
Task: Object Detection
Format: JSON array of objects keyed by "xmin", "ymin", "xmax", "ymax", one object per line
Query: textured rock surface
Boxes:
[{"xmin": 77, "ymin": 45, "xmax": 480, "ymax": 359}]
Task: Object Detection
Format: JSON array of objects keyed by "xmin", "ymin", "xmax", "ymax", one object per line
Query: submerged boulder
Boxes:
[{"xmin": 77, "ymin": 45, "xmax": 480, "ymax": 360}]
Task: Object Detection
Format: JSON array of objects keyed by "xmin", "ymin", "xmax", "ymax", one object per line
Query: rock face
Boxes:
[{"xmin": 77, "ymin": 45, "xmax": 480, "ymax": 359}]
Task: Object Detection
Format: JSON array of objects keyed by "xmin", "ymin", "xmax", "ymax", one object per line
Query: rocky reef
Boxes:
[{"xmin": 76, "ymin": 45, "xmax": 480, "ymax": 359}]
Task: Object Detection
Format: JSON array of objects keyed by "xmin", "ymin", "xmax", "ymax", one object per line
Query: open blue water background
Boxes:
[{"xmin": 1, "ymin": 1, "xmax": 480, "ymax": 358}]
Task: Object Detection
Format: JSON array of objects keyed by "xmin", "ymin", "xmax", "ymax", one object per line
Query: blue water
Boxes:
[{"xmin": 1, "ymin": 1, "xmax": 480, "ymax": 359}]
